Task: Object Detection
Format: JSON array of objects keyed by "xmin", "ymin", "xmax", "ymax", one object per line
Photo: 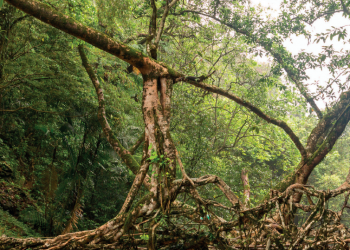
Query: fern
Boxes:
[
  {"xmin": 19, "ymin": 207, "xmax": 47, "ymax": 228},
  {"xmin": 61, "ymin": 192, "xmax": 83, "ymax": 234},
  {"xmin": 1, "ymin": 209, "xmax": 41, "ymax": 237}
]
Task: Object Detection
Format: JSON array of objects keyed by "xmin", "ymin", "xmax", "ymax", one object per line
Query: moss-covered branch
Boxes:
[{"xmin": 4, "ymin": 0, "xmax": 182, "ymax": 77}]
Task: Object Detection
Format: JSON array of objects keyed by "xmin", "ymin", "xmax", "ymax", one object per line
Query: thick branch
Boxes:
[
  {"xmin": 306, "ymin": 90, "xmax": 350, "ymax": 153},
  {"xmin": 173, "ymin": 174, "xmax": 242, "ymax": 206},
  {"xmin": 264, "ymin": 92, "xmax": 350, "ymax": 199},
  {"xmin": 299, "ymin": 100, "xmax": 350, "ymax": 182},
  {"xmin": 149, "ymin": 0, "xmax": 157, "ymax": 36},
  {"xmin": 4, "ymin": 0, "xmax": 179, "ymax": 77},
  {"xmin": 180, "ymin": 78, "xmax": 306, "ymax": 157},
  {"xmin": 78, "ymin": 45, "xmax": 151, "ymax": 190}
]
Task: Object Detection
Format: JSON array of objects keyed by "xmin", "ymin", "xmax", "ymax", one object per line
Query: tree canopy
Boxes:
[{"xmin": 1, "ymin": 0, "xmax": 350, "ymax": 249}]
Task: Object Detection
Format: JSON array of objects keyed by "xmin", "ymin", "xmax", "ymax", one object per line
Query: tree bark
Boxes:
[{"xmin": 241, "ymin": 168, "xmax": 250, "ymax": 208}]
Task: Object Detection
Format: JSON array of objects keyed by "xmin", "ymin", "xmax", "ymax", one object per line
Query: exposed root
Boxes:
[{"xmin": 3, "ymin": 182, "xmax": 350, "ymax": 249}]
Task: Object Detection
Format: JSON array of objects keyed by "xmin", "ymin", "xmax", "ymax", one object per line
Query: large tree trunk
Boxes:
[{"xmin": 76, "ymin": 46, "xmax": 178, "ymax": 246}]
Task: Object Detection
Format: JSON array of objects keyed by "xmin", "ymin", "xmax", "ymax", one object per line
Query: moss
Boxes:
[
  {"xmin": 122, "ymin": 154, "xmax": 140, "ymax": 174},
  {"xmin": 167, "ymin": 67, "xmax": 180, "ymax": 78},
  {"xmin": 123, "ymin": 46, "xmax": 145, "ymax": 59}
]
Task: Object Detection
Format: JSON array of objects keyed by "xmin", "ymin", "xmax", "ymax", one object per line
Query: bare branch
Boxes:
[
  {"xmin": 177, "ymin": 9, "xmax": 323, "ymax": 119},
  {"xmin": 178, "ymin": 78, "xmax": 306, "ymax": 157},
  {"xmin": 154, "ymin": 0, "xmax": 179, "ymax": 47}
]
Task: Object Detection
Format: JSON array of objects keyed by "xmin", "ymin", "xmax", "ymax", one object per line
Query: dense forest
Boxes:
[{"xmin": 1, "ymin": 0, "xmax": 350, "ymax": 249}]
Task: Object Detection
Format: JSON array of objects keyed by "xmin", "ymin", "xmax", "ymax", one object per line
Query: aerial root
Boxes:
[{"xmin": 3, "ymin": 182, "xmax": 350, "ymax": 249}]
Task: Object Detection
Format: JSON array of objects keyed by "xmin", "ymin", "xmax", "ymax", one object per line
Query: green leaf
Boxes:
[
  {"xmin": 250, "ymin": 126, "xmax": 259, "ymax": 134},
  {"xmin": 97, "ymin": 75, "xmax": 104, "ymax": 84},
  {"xmin": 0, "ymin": 0, "xmax": 3, "ymax": 8}
]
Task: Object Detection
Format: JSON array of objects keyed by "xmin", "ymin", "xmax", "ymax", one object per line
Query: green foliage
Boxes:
[
  {"xmin": 0, "ymin": 209, "xmax": 40, "ymax": 237},
  {"xmin": 140, "ymin": 234, "xmax": 149, "ymax": 241},
  {"xmin": 19, "ymin": 207, "xmax": 47, "ymax": 228},
  {"xmin": 0, "ymin": 1, "xmax": 140, "ymax": 236},
  {"xmin": 1, "ymin": 0, "xmax": 350, "ymax": 243},
  {"xmin": 155, "ymin": 212, "xmax": 169, "ymax": 227},
  {"xmin": 147, "ymin": 148, "xmax": 170, "ymax": 168},
  {"xmin": 0, "ymin": 180, "xmax": 38, "ymax": 215}
]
